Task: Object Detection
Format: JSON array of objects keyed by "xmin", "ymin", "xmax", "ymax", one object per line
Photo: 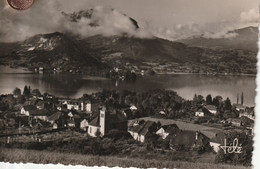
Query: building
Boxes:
[
  {"xmin": 48, "ymin": 111, "xmax": 66, "ymax": 129},
  {"xmin": 128, "ymin": 120, "xmax": 158, "ymax": 142},
  {"xmin": 239, "ymin": 107, "xmax": 255, "ymax": 120},
  {"xmin": 36, "ymin": 101, "xmax": 51, "ymax": 110},
  {"xmin": 88, "ymin": 107, "xmax": 127, "ymax": 137},
  {"xmin": 29, "ymin": 109, "xmax": 52, "ymax": 121},
  {"xmin": 80, "ymin": 100, "xmax": 92, "ymax": 113},
  {"xmin": 195, "ymin": 109, "xmax": 204, "ymax": 117},
  {"xmin": 210, "ymin": 132, "xmax": 225, "ymax": 152},
  {"xmin": 156, "ymin": 124, "xmax": 179, "ymax": 139},
  {"xmin": 233, "ymin": 104, "xmax": 247, "ymax": 111},
  {"xmin": 67, "ymin": 100, "xmax": 80, "ymax": 110},
  {"xmin": 80, "ymin": 119, "xmax": 89, "ymax": 131},
  {"xmin": 204, "ymin": 105, "xmax": 217, "ymax": 114},
  {"xmin": 169, "ymin": 130, "xmax": 210, "ymax": 150},
  {"xmin": 20, "ymin": 105, "xmax": 37, "ymax": 116},
  {"xmin": 227, "ymin": 118, "xmax": 242, "ymax": 127}
]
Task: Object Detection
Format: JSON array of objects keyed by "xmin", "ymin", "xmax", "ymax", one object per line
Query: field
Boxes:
[
  {"xmin": 0, "ymin": 148, "xmax": 251, "ymax": 169},
  {"xmin": 130, "ymin": 117, "xmax": 222, "ymax": 138}
]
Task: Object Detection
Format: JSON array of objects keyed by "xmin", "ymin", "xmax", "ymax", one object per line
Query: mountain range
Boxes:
[
  {"xmin": 0, "ymin": 9, "xmax": 258, "ymax": 75},
  {"xmin": 178, "ymin": 26, "xmax": 258, "ymax": 52}
]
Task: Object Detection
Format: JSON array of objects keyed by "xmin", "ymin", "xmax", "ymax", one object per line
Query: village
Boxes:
[{"xmin": 0, "ymin": 86, "xmax": 255, "ymax": 165}]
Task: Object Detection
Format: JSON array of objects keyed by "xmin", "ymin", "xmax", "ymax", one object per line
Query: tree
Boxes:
[
  {"xmin": 23, "ymin": 85, "xmax": 30, "ymax": 98},
  {"xmin": 241, "ymin": 92, "xmax": 244, "ymax": 105},
  {"xmin": 224, "ymin": 97, "xmax": 232, "ymax": 111},
  {"xmin": 237, "ymin": 93, "xmax": 239, "ymax": 104},
  {"xmin": 31, "ymin": 89, "xmax": 41, "ymax": 97},
  {"xmin": 206, "ymin": 94, "xmax": 213, "ymax": 105},
  {"xmin": 13, "ymin": 87, "xmax": 21, "ymax": 97}
]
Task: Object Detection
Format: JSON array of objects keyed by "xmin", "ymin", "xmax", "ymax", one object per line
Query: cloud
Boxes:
[
  {"xmin": 240, "ymin": 8, "xmax": 259, "ymax": 23},
  {"xmin": 203, "ymin": 30, "xmax": 238, "ymax": 39},
  {"xmin": 0, "ymin": 3, "xmax": 151, "ymax": 42},
  {"xmin": 63, "ymin": 6, "xmax": 151, "ymax": 38}
]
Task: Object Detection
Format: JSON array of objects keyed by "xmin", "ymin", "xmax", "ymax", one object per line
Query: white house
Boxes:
[
  {"xmin": 130, "ymin": 105, "xmax": 137, "ymax": 111},
  {"xmin": 210, "ymin": 132, "xmax": 225, "ymax": 152},
  {"xmin": 80, "ymin": 119, "xmax": 89, "ymax": 131},
  {"xmin": 204, "ymin": 105, "xmax": 217, "ymax": 114},
  {"xmin": 156, "ymin": 124, "xmax": 179, "ymax": 139},
  {"xmin": 88, "ymin": 116, "xmax": 100, "ymax": 137},
  {"xmin": 20, "ymin": 105, "xmax": 37, "ymax": 116},
  {"xmin": 67, "ymin": 100, "xmax": 80, "ymax": 110},
  {"xmin": 195, "ymin": 109, "xmax": 204, "ymax": 117},
  {"xmin": 233, "ymin": 104, "xmax": 247, "ymax": 111},
  {"xmin": 128, "ymin": 121, "xmax": 157, "ymax": 142}
]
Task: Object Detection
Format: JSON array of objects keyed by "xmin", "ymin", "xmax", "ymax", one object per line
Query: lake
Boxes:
[{"xmin": 0, "ymin": 67, "xmax": 256, "ymax": 106}]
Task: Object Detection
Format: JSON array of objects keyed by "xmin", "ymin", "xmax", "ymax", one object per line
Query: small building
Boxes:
[
  {"xmin": 36, "ymin": 101, "xmax": 51, "ymax": 110},
  {"xmin": 88, "ymin": 116, "xmax": 101, "ymax": 137},
  {"xmin": 29, "ymin": 109, "xmax": 52, "ymax": 121},
  {"xmin": 128, "ymin": 120, "xmax": 158, "ymax": 142},
  {"xmin": 233, "ymin": 104, "xmax": 247, "ymax": 111},
  {"xmin": 227, "ymin": 118, "xmax": 242, "ymax": 127},
  {"xmin": 195, "ymin": 109, "xmax": 204, "ymax": 117},
  {"xmin": 80, "ymin": 119, "xmax": 89, "ymax": 131},
  {"xmin": 169, "ymin": 130, "xmax": 210, "ymax": 150},
  {"xmin": 204, "ymin": 105, "xmax": 217, "ymax": 114},
  {"xmin": 48, "ymin": 111, "xmax": 66, "ymax": 129},
  {"xmin": 210, "ymin": 132, "xmax": 225, "ymax": 152},
  {"xmin": 156, "ymin": 124, "xmax": 179, "ymax": 139},
  {"xmin": 130, "ymin": 105, "xmax": 137, "ymax": 111},
  {"xmin": 67, "ymin": 100, "xmax": 80, "ymax": 110},
  {"xmin": 20, "ymin": 105, "xmax": 37, "ymax": 116},
  {"xmin": 239, "ymin": 107, "xmax": 255, "ymax": 120}
]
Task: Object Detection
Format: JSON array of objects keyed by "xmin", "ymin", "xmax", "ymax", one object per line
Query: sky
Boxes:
[{"xmin": 0, "ymin": 0, "xmax": 259, "ymax": 42}]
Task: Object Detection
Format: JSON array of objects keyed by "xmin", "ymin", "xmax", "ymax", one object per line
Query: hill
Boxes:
[
  {"xmin": 0, "ymin": 32, "xmax": 108, "ymax": 75},
  {"xmin": 178, "ymin": 26, "xmax": 259, "ymax": 52}
]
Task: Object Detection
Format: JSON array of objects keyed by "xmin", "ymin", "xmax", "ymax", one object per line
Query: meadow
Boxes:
[{"xmin": 0, "ymin": 148, "xmax": 251, "ymax": 169}]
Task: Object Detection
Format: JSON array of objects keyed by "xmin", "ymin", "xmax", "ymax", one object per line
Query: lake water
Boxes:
[{"xmin": 0, "ymin": 67, "xmax": 256, "ymax": 106}]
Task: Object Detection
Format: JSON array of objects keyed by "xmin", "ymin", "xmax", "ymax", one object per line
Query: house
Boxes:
[
  {"xmin": 130, "ymin": 105, "xmax": 137, "ymax": 111},
  {"xmin": 80, "ymin": 100, "xmax": 92, "ymax": 112},
  {"xmin": 80, "ymin": 119, "xmax": 89, "ymax": 131},
  {"xmin": 156, "ymin": 124, "xmax": 179, "ymax": 139},
  {"xmin": 204, "ymin": 105, "xmax": 217, "ymax": 114},
  {"xmin": 233, "ymin": 104, "xmax": 246, "ymax": 111},
  {"xmin": 195, "ymin": 109, "xmax": 204, "ymax": 117},
  {"xmin": 159, "ymin": 111, "xmax": 166, "ymax": 115},
  {"xmin": 29, "ymin": 109, "xmax": 52, "ymax": 121},
  {"xmin": 20, "ymin": 105, "xmax": 37, "ymax": 116},
  {"xmin": 239, "ymin": 107, "xmax": 255, "ymax": 120},
  {"xmin": 128, "ymin": 120, "xmax": 158, "ymax": 142},
  {"xmin": 227, "ymin": 118, "xmax": 242, "ymax": 127},
  {"xmin": 122, "ymin": 109, "xmax": 133, "ymax": 119},
  {"xmin": 67, "ymin": 100, "xmax": 80, "ymax": 110},
  {"xmin": 88, "ymin": 107, "xmax": 127, "ymax": 137},
  {"xmin": 210, "ymin": 132, "xmax": 225, "ymax": 152},
  {"xmin": 48, "ymin": 111, "xmax": 66, "ymax": 129},
  {"xmin": 36, "ymin": 101, "xmax": 51, "ymax": 110},
  {"xmin": 169, "ymin": 130, "xmax": 210, "ymax": 150},
  {"xmin": 88, "ymin": 116, "xmax": 101, "ymax": 137}
]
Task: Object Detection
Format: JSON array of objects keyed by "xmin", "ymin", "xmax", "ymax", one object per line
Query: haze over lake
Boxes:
[{"xmin": 0, "ymin": 67, "xmax": 255, "ymax": 106}]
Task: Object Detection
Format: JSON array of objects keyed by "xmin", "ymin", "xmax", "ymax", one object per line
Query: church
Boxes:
[{"xmin": 88, "ymin": 107, "xmax": 127, "ymax": 137}]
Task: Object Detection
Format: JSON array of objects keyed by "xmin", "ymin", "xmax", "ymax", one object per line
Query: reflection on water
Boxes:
[{"xmin": 0, "ymin": 72, "xmax": 256, "ymax": 106}]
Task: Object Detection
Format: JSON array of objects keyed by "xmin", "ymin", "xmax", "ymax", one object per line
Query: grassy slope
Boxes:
[{"xmin": 0, "ymin": 148, "xmax": 250, "ymax": 169}]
